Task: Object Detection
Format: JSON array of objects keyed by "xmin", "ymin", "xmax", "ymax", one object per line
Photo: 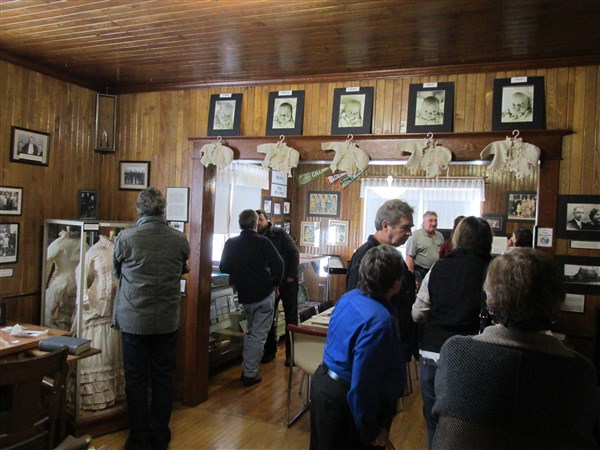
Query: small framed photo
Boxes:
[
  {"xmin": 283, "ymin": 199, "xmax": 291, "ymax": 215},
  {"xmin": 95, "ymin": 93, "xmax": 117, "ymax": 152},
  {"xmin": 406, "ymin": 82, "xmax": 455, "ymax": 133},
  {"xmin": 0, "ymin": 223, "xmax": 19, "ymax": 264},
  {"xmin": 78, "ymin": 189, "xmax": 98, "ymax": 219},
  {"xmin": 300, "ymin": 221, "xmax": 320, "ymax": 247},
  {"xmin": 506, "ymin": 191, "xmax": 537, "ymax": 221},
  {"xmin": 307, "ymin": 191, "xmax": 340, "ymax": 218},
  {"xmin": 556, "ymin": 256, "xmax": 600, "ymax": 295},
  {"xmin": 273, "ymin": 202, "xmax": 282, "ymax": 216},
  {"xmin": 207, "ymin": 93, "xmax": 242, "ymax": 137},
  {"xmin": 482, "ymin": 214, "xmax": 504, "ymax": 232},
  {"xmin": 331, "ymin": 87, "xmax": 374, "ymax": 135},
  {"xmin": 492, "ymin": 76, "xmax": 545, "ymax": 131},
  {"xmin": 266, "ymin": 90, "xmax": 305, "ymax": 136},
  {"xmin": 166, "ymin": 187, "xmax": 190, "ymax": 222},
  {"xmin": 10, "ymin": 126, "xmax": 50, "ymax": 166},
  {"xmin": 0, "ymin": 186, "xmax": 23, "ymax": 216},
  {"xmin": 327, "ymin": 219, "xmax": 349, "ymax": 246},
  {"xmin": 263, "ymin": 197, "xmax": 272, "ymax": 214},
  {"xmin": 119, "ymin": 161, "xmax": 151, "ymax": 191},
  {"xmin": 283, "ymin": 221, "xmax": 291, "ymax": 234},
  {"xmin": 170, "ymin": 222, "xmax": 185, "ymax": 232},
  {"xmin": 274, "ymin": 222, "xmax": 283, "ymax": 229},
  {"xmin": 556, "ymin": 195, "xmax": 600, "ymax": 241}
]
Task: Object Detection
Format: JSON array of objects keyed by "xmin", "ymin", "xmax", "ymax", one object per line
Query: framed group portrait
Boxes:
[
  {"xmin": 406, "ymin": 82, "xmax": 455, "ymax": 133},
  {"xmin": 95, "ymin": 93, "xmax": 117, "ymax": 152},
  {"xmin": 10, "ymin": 126, "xmax": 50, "ymax": 166},
  {"xmin": 0, "ymin": 223, "xmax": 19, "ymax": 264},
  {"xmin": 207, "ymin": 93, "xmax": 243, "ymax": 137},
  {"xmin": 556, "ymin": 195, "xmax": 600, "ymax": 241},
  {"xmin": 492, "ymin": 76, "xmax": 545, "ymax": 131},
  {"xmin": 0, "ymin": 186, "xmax": 23, "ymax": 216},
  {"xmin": 307, "ymin": 191, "xmax": 340, "ymax": 218},
  {"xmin": 78, "ymin": 189, "xmax": 98, "ymax": 219},
  {"xmin": 331, "ymin": 86, "xmax": 374, "ymax": 135},
  {"xmin": 265, "ymin": 90, "xmax": 305, "ymax": 136},
  {"xmin": 505, "ymin": 191, "xmax": 537, "ymax": 221},
  {"xmin": 119, "ymin": 161, "xmax": 150, "ymax": 191}
]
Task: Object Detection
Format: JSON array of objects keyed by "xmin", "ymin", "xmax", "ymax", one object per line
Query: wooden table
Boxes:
[{"xmin": 299, "ymin": 306, "xmax": 334, "ymax": 333}]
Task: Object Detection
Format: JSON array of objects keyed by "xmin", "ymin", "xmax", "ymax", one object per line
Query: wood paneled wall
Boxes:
[{"xmin": 1, "ymin": 61, "xmax": 598, "ymax": 353}]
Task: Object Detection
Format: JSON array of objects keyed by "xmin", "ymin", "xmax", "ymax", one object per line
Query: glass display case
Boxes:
[{"xmin": 41, "ymin": 219, "xmax": 133, "ymax": 436}]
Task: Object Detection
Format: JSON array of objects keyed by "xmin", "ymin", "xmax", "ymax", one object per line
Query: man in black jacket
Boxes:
[
  {"xmin": 256, "ymin": 209, "xmax": 300, "ymax": 366},
  {"xmin": 220, "ymin": 209, "xmax": 283, "ymax": 386}
]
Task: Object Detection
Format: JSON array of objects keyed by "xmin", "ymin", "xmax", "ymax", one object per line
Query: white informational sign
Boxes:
[
  {"xmin": 272, "ymin": 170, "xmax": 288, "ymax": 186},
  {"xmin": 166, "ymin": 187, "xmax": 189, "ymax": 222},
  {"xmin": 271, "ymin": 183, "xmax": 287, "ymax": 198},
  {"xmin": 561, "ymin": 293, "xmax": 585, "ymax": 313},
  {"xmin": 491, "ymin": 236, "xmax": 507, "ymax": 255},
  {"xmin": 536, "ymin": 227, "xmax": 553, "ymax": 247},
  {"xmin": 0, "ymin": 269, "xmax": 14, "ymax": 277},
  {"xmin": 571, "ymin": 240, "xmax": 600, "ymax": 250}
]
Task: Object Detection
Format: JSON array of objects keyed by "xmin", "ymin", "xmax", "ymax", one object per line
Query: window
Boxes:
[{"xmin": 360, "ymin": 177, "xmax": 485, "ymax": 253}]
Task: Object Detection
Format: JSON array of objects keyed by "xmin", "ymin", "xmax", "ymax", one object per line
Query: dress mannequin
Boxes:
[
  {"xmin": 45, "ymin": 227, "xmax": 88, "ymax": 331},
  {"xmin": 73, "ymin": 233, "xmax": 124, "ymax": 410}
]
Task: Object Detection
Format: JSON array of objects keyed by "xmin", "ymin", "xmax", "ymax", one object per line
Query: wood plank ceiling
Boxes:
[{"xmin": 1, "ymin": 0, "xmax": 600, "ymax": 94}]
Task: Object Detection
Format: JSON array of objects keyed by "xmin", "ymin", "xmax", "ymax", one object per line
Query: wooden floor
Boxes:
[{"xmin": 93, "ymin": 350, "xmax": 428, "ymax": 449}]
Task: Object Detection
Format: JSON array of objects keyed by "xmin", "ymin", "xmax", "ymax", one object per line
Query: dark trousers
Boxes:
[
  {"xmin": 121, "ymin": 331, "xmax": 178, "ymax": 450},
  {"xmin": 263, "ymin": 280, "xmax": 298, "ymax": 360},
  {"xmin": 420, "ymin": 356, "xmax": 438, "ymax": 449}
]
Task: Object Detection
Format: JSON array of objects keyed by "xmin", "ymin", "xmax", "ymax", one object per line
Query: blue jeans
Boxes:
[
  {"xmin": 121, "ymin": 331, "xmax": 178, "ymax": 450},
  {"xmin": 241, "ymin": 292, "xmax": 275, "ymax": 377},
  {"xmin": 420, "ymin": 357, "xmax": 438, "ymax": 449}
]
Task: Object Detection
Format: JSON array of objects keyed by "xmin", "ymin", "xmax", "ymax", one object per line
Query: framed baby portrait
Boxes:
[
  {"xmin": 265, "ymin": 90, "xmax": 305, "ymax": 136},
  {"xmin": 331, "ymin": 87, "xmax": 374, "ymax": 135},
  {"xmin": 492, "ymin": 76, "xmax": 545, "ymax": 131},
  {"xmin": 406, "ymin": 82, "xmax": 455, "ymax": 133},
  {"xmin": 207, "ymin": 93, "xmax": 243, "ymax": 137}
]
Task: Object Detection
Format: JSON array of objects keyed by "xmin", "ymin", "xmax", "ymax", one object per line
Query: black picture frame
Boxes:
[
  {"xmin": 283, "ymin": 199, "xmax": 291, "ymax": 215},
  {"xmin": 78, "ymin": 189, "xmax": 98, "ymax": 219},
  {"xmin": 262, "ymin": 197, "xmax": 272, "ymax": 214},
  {"xmin": 331, "ymin": 87, "xmax": 374, "ymax": 135},
  {"xmin": 0, "ymin": 186, "xmax": 23, "ymax": 216},
  {"xmin": 505, "ymin": 191, "xmax": 537, "ymax": 222},
  {"xmin": 95, "ymin": 93, "xmax": 117, "ymax": 152},
  {"xmin": 307, "ymin": 191, "xmax": 340, "ymax": 218},
  {"xmin": 0, "ymin": 222, "xmax": 19, "ymax": 264},
  {"xmin": 265, "ymin": 90, "xmax": 305, "ymax": 136},
  {"xmin": 283, "ymin": 221, "xmax": 291, "ymax": 234},
  {"xmin": 119, "ymin": 161, "xmax": 151, "ymax": 191},
  {"xmin": 482, "ymin": 214, "xmax": 504, "ymax": 232},
  {"xmin": 556, "ymin": 195, "xmax": 600, "ymax": 240},
  {"xmin": 492, "ymin": 76, "xmax": 545, "ymax": 131},
  {"xmin": 207, "ymin": 93, "xmax": 242, "ymax": 137},
  {"xmin": 10, "ymin": 126, "xmax": 50, "ymax": 166},
  {"xmin": 555, "ymin": 256, "xmax": 600, "ymax": 295},
  {"xmin": 406, "ymin": 82, "xmax": 455, "ymax": 133},
  {"xmin": 273, "ymin": 202, "xmax": 282, "ymax": 216}
]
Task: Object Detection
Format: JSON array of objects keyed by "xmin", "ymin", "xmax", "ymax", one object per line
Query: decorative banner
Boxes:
[
  {"xmin": 326, "ymin": 172, "xmax": 347, "ymax": 185},
  {"xmin": 338, "ymin": 167, "xmax": 367, "ymax": 189},
  {"xmin": 297, "ymin": 167, "xmax": 328, "ymax": 186}
]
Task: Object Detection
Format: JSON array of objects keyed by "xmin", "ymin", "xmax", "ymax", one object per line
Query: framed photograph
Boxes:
[
  {"xmin": 10, "ymin": 126, "xmax": 50, "ymax": 166},
  {"xmin": 0, "ymin": 186, "xmax": 23, "ymax": 216},
  {"xmin": 95, "ymin": 93, "xmax": 117, "ymax": 152},
  {"xmin": 266, "ymin": 90, "xmax": 305, "ymax": 136},
  {"xmin": 307, "ymin": 191, "xmax": 340, "ymax": 218},
  {"xmin": 0, "ymin": 223, "xmax": 19, "ymax": 264},
  {"xmin": 331, "ymin": 86, "xmax": 374, "ymax": 135},
  {"xmin": 406, "ymin": 82, "xmax": 455, "ymax": 133},
  {"xmin": 283, "ymin": 221, "xmax": 291, "ymax": 234},
  {"xmin": 263, "ymin": 197, "xmax": 272, "ymax": 214},
  {"xmin": 556, "ymin": 256, "xmax": 600, "ymax": 295},
  {"xmin": 207, "ymin": 93, "xmax": 242, "ymax": 137},
  {"xmin": 492, "ymin": 76, "xmax": 545, "ymax": 131},
  {"xmin": 274, "ymin": 222, "xmax": 283, "ymax": 229},
  {"xmin": 166, "ymin": 187, "xmax": 190, "ymax": 222},
  {"xmin": 283, "ymin": 199, "xmax": 291, "ymax": 215},
  {"xmin": 327, "ymin": 219, "xmax": 349, "ymax": 246},
  {"xmin": 505, "ymin": 191, "xmax": 537, "ymax": 221},
  {"xmin": 482, "ymin": 214, "xmax": 504, "ymax": 232},
  {"xmin": 170, "ymin": 221, "xmax": 185, "ymax": 232},
  {"xmin": 300, "ymin": 221, "xmax": 320, "ymax": 247},
  {"xmin": 273, "ymin": 202, "xmax": 282, "ymax": 216},
  {"xmin": 78, "ymin": 189, "xmax": 98, "ymax": 219},
  {"xmin": 119, "ymin": 161, "xmax": 150, "ymax": 191},
  {"xmin": 556, "ymin": 195, "xmax": 600, "ymax": 241}
]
